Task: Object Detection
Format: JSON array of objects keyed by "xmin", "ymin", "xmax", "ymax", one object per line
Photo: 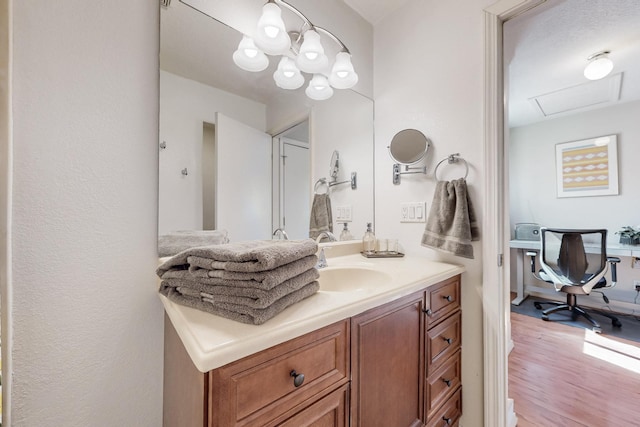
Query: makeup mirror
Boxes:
[{"xmin": 388, "ymin": 129, "xmax": 429, "ymax": 184}]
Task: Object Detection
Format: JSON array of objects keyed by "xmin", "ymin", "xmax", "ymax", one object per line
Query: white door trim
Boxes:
[{"xmin": 482, "ymin": 1, "xmax": 546, "ymax": 427}]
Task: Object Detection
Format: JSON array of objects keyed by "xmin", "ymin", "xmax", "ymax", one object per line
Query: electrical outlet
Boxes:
[{"xmin": 635, "ymin": 280, "xmax": 640, "ymax": 291}]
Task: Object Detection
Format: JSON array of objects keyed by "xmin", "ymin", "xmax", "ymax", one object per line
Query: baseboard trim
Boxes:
[{"xmin": 507, "ymin": 398, "xmax": 518, "ymax": 427}]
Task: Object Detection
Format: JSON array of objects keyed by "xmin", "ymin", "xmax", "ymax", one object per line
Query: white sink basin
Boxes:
[{"xmin": 318, "ymin": 266, "xmax": 392, "ymax": 292}]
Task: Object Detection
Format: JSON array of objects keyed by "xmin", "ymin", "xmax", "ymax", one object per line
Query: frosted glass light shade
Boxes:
[
  {"xmin": 329, "ymin": 52, "xmax": 358, "ymax": 89},
  {"xmin": 584, "ymin": 56, "xmax": 613, "ymax": 80},
  {"xmin": 233, "ymin": 36, "xmax": 269, "ymax": 72},
  {"xmin": 253, "ymin": 3, "xmax": 291, "ymax": 55},
  {"xmin": 296, "ymin": 30, "xmax": 329, "ymax": 73},
  {"xmin": 305, "ymin": 74, "xmax": 334, "ymax": 100},
  {"xmin": 273, "ymin": 57, "xmax": 304, "ymax": 89}
]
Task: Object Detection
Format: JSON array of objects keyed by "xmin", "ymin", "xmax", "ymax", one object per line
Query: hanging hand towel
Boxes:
[
  {"xmin": 309, "ymin": 193, "xmax": 333, "ymax": 240},
  {"xmin": 421, "ymin": 178, "xmax": 479, "ymax": 259}
]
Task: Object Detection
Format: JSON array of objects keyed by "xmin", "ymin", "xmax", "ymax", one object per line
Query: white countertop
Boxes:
[{"xmin": 159, "ymin": 242, "xmax": 465, "ymax": 372}]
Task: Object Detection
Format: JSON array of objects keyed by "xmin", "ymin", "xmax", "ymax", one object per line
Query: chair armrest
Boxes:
[
  {"xmin": 525, "ymin": 251, "xmax": 537, "ymax": 273},
  {"xmin": 607, "ymin": 256, "xmax": 620, "ymax": 283}
]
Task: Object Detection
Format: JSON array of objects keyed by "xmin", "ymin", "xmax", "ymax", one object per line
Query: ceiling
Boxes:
[
  {"xmin": 505, "ymin": 0, "xmax": 640, "ymax": 128},
  {"xmin": 342, "ymin": 0, "xmax": 410, "ymax": 25}
]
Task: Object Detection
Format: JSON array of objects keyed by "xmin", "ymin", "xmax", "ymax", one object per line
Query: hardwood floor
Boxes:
[{"xmin": 509, "ymin": 311, "xmax": 640, "ymax": 427}]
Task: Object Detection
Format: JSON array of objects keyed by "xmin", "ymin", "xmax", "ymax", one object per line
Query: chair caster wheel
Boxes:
[
  {"xmin": 613, "ymin": 320, "xmax": 622, "ymax": 328},
  {"xmin": 541, "ymin": 314, "xmax": 549, "ymax": 321},
  {"xmin": 592, "ymin": 327, "xmax": 602, "ymax": 333},
  {"xmin": 534, "ymin": 302, "xmax": 542, "ymax": 310}
]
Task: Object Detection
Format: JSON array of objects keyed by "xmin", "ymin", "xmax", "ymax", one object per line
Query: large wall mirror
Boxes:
[{"xmin": 158, "ymin": 0, "xmax": 374, "ymax": 248}]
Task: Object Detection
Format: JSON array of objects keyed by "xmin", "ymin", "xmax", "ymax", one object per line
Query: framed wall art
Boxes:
[{"xmin": 555, "ymin": 135, "xmax": 618, "ymax": 198}]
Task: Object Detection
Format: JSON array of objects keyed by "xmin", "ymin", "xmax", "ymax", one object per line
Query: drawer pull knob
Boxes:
[
  {"xmin": 442, "ymin": 295, "xmax": 453, "ymax": 302},
  {"xmin": 443, "ymin": 378, "xmax": 452, "ymax": 387},
  {"xmin": 422, "ymin": 308, "xmax": 433, "ymax": 316},
  {"xmin": 290, "ymin": 370, "xmax": 305, "ymax": 387},
  {"xmin": 443, "ymin": 416, "xmax": 452, "ymax": 425},
  {"xmin": 443, "ymin": 337, "xmax": 453, "ymax": 345}
]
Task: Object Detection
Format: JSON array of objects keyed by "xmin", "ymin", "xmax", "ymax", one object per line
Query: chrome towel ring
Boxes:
[{"xmin": 434, "ymin": 153, "xmax": 469, "ymax": 180}]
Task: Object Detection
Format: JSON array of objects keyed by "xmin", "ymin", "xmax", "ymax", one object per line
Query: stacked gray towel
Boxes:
[
  {"xmin": 158, "ymin": 230, "xmax": 230, "ymax": 257},
  {"xmin": 156, "ymin": 239, "xmax": 320, "ymax": 325}
]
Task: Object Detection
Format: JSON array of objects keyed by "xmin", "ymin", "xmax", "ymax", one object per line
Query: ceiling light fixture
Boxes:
[
  {"xmin": 584, "ymin": 50, "xmax": 613, "ymax": 81},
  {"xmin": 232, "ymin": 0, "xmax": 358, "ymax": 101}
]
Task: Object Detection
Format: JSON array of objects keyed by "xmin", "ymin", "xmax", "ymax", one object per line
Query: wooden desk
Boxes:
[{"xmin": 509, "ymin": 239, "xmax": 640, "ymax": 305}]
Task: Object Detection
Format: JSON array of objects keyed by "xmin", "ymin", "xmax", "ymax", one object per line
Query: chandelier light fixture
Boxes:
[
  {"xmin": 583, "ymin": 50, "xmax": 613, "ymax": 80},
  {"xmin": 232, "ymin": 0, "xmax": 358, "ymax": 101}
]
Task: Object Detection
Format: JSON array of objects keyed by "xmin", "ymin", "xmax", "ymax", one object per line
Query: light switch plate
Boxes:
[
  {"xmin": 400, "ymin": 202, "xmax": 426, "ymax": 223},
  {"xmin": 335, "ymin": 205, "xmax": 352, "ymax": 222}
]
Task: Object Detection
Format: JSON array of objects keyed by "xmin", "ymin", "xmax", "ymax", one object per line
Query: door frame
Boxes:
[{"xmin": 482, "ymin": 1, "xmax": 546, "ymax": 426}]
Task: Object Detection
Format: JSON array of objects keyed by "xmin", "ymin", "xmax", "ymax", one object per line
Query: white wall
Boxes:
[
  {"xmin": 509, "ymin": 100, "xmax": 640, "ymax": 237},
  {"xmin": 509, "ymin": 100, "xmax": 640, "ymax": 300},
  {"xmin": 159, "ymin": 71, "xmax": 266, "ymax": 235},
  {"xmin": 7, "ymin": 1, "xmax": 163, "ymax": 426},
  {"xmin": 374, "ymin": 0, "xmax": 493, "ymax": 423}
]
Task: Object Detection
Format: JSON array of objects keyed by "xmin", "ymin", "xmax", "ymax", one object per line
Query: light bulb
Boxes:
[
  {"xmin": 253, "ymin": 3, "xmax": 290, "ymax": 55},
  {"xmin": 305, "ymin": 74, "xmax": 333, "ymax": 100},
  {"xmin": 296, "ymin": 30, "xmax": 329, "ymax": 73},
  {"xmin": 233, "ymin": 36, "xmax": 269, "ymax": 72},
  {"xmin": 329, "ymin": 52, "xmax": 358, "ymax": 89},
  {"xmin": 264, "ymin": 25, "xmax": 280, "ymax": 39},
  {"xmin": 244, "ymin": 48, "xmax": 258, "ymax": 58},
  {"xmin": 273, "ymin": 57, "xmax": 304, "ymax": 90}
]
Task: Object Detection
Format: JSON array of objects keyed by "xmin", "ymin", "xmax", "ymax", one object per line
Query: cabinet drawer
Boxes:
[
  {"xmin": 426, "ymin": 312, "xmax": 461, "ymax": 372},
  {"xmin": 211, "ymin": 320, "xmax": 350, "ymax": 426},
  {"xmin": 426, "ymin": 387, "xmax": 461, "ymax": 427},
  {"xmin": 274, "ymin": 383, "xmax": 349, "ymax": 427},
  {"xmin": 425, "ymin": 350, "xmax": 461, "ymax": 418},
  {"xmin": 424, "ymin": 276, "xmax": 460, "ymax": 327}
]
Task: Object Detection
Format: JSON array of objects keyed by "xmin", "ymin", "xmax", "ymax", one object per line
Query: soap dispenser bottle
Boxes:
[
  {"xmin": 362, "ymin": 222, "xmax": 376, "ymax": 255},
  {"xmin": 340, "ymin": 223, "xmax": 354, "ymax": 241}
]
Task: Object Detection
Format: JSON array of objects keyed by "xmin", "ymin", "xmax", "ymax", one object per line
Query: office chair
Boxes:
[{"xmin": 527, "ymin": 228, "xmax": 621, "ymax": 333}]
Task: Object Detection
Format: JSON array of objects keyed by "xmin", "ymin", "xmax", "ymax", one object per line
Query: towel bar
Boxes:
[{"xmin": 314, "ymin": 172, "xmax": 357, "ymax": 194}]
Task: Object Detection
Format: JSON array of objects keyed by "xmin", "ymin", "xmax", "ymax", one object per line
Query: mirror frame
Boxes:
[{"xmin": 388, "ymin": 128, "xmax": 430, "ymax": 165}]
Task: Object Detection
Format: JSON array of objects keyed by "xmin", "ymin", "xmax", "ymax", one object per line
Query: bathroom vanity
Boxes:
[{"xmin": 160, "ymin": 243, "xmax": 464, "ymax": 426}]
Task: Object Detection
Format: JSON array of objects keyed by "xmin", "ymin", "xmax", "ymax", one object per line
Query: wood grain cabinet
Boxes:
[
  {"xmin": 163, "ymin": 318, "xmax": 350, "ymax": 427},
  {"xmin": 424, "ymin": 276, "xmax": 462, "ymax": 426},
  {"xmin": 350, "ymin": 275, "xmax": 462, "ymax": 427},
  {"xmin": 163, "ymin": 274, "xmax": 461, "ymax": 427}
]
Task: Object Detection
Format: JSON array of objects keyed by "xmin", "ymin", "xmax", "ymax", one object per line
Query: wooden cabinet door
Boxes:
[
  {"xmin": 351, "ymin": 291, "xmax": 424, "ymax": 427},
  {"xmin": 275, "ymin": 384, "xmax": 349, "ymax": 427}
]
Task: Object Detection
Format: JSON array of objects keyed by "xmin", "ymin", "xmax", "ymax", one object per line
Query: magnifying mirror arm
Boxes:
[{"xmin": 393, "ymin": 163, "xmax": 426, "ymax": 185}]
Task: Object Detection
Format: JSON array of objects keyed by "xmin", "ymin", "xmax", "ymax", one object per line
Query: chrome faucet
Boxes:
[
  {"xmin": 315, "ymin": 231, "xmax": 337, "ymax": 269},
  {"xmin": 272, "ymin": 228, "xmax": 289, "ymax": 240},
  {"xmin": 315, "ymin": 231, "xmax": 337, "ymax": 243}
]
